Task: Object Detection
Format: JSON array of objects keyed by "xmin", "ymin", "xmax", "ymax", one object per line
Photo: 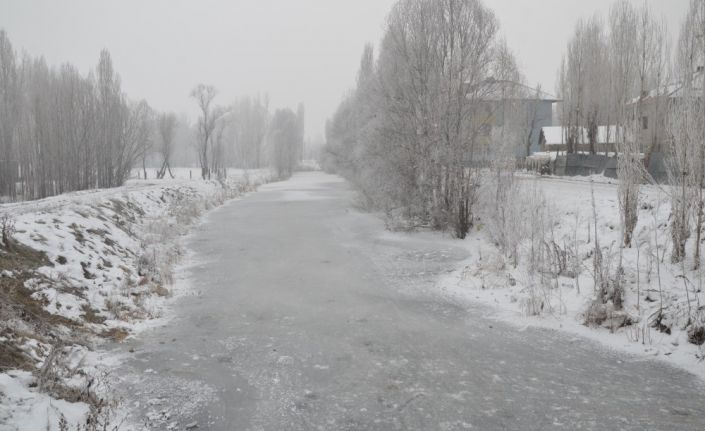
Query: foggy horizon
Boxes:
[{"xmin": 0, "ymin": 0, "xmax": 688, "ymax": 140}]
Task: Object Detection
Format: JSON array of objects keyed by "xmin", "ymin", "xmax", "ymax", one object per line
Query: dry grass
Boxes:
[
  {"xmin": 0, "ymin": 242, "xmax": 82, "ymax": 372},
  {"xmin": 102, "ymin": 327, "xmax": 129, "ymax": 342},
  {"xmin": 0, "ymin": 334, "xmax": 34, "ymax": 371}
]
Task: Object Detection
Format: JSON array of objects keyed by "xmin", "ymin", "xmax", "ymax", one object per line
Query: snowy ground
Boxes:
[
  {"xmin": 442, "ymin": 174, "xmax": 705, "ymax": 380},
  {"xmin": 4, "ymin": 169, "xmax": 705, "ymax": 429},
  {"xmin": 0, "ymin": 168, "xmax": 273, "ymax": 430},
  {"xmin": 107, "ymin": 172, "xmax": 705, "ymax": 430}
]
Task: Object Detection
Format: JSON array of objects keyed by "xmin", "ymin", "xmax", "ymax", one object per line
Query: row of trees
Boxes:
[
  {"xmin": 0, "ymin": 30, "xmax": 165, "ymax": 201},
  {"xmin": 557, "ymin": 2, "xmax": 669, "ymax": 161},
  {"xmin": 552, "ymin": 0, "xmax": 705, "ymax": 335},
  {"xmin": 325, "ymin": 0, "xmax": 532, "ymax": 238},
  {"xmin": 558, "ymin": 0, "xmax": 705, "ymax": 265},
  {"xmin": 556, "ymin": 1, "xmax": 670, "ymax": 250},
  {"xmin": 323, "ymin": 0, "xmax": 704, "ymax": 335},
  {"xmin": 189, "ymin": 84, "xmax": 304, "ymax": 180},
  {"xmin": 326, "ymin": 0, "xmax": 704, "ymax": 267},
  {"xmin": 0, "ymin": 28, "xmax": 307, "ymax": 201}
]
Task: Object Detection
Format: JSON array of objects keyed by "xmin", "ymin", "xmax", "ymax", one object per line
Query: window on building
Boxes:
[{"xmin": 641, "ymin": 116, "xmax": 648, "ymax": 130}]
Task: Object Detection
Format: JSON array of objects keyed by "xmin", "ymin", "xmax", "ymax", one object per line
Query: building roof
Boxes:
[
  {"xmin": 541, "ymin": 126, "xmax": 565, "ymax": 145},
  {"xmin": 629, "ymin": 69, "xmax": 703, "ymax": 104}
]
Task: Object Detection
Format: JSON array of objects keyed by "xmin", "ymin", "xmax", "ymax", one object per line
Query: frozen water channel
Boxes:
[{"xmin": 115, "ymin": 172, "xmax": 705, "ymax": 430}]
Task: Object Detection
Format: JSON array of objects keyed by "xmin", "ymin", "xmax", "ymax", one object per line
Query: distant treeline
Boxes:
[
  {"xmin": 188, "ymin": 85, "xmax": 305, "ymax": 182},
  {"xmin": 0, "ymin": 30, "xmax": 154, "ymax": 201},
  {"xmin": 0, "ymin": 29, "xmax": 309, "ymax": 202}
]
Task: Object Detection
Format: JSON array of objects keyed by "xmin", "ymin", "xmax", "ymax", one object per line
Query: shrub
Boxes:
[{"xmin": 1, "ymin": 213, "xmax": 16, "ymax": 250}]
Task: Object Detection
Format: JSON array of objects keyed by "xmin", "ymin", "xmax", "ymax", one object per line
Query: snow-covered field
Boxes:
[
  {"xmin": 0, "ymin": 168, "xmax": 273, "ymax": 430},
  {"xmin": 440, "ymin": 174, "xmax": 705, "ymax": 380}
]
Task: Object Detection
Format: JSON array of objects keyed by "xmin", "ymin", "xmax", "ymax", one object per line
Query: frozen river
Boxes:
[{"xmin": 116, "ymin": 172, "xmax": 705, "ymax": 430}]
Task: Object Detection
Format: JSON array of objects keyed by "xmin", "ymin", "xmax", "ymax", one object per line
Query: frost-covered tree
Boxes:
[
  {"xmin": 327, "ymin": 0, "xmax": 518, "ymax": 238},
  {"xmin": 96, "ymin": 49, "xmax": 127, "ymax": 188},
  {"xmin": 323, "ymin": 43, "xmax": 380, "ymax": 207},
  {"xmin": 132, "ymin": 100, "xmax": 154, "ymax": 180},
  {"xmin": 667, "ymin": 0, "xmax": 705, "ymax": 265},
  {"xmin": 268, "ymin": 109, "xmax": 300, "ymax": 179},
  {"xmin": 557, "ymin": 15, "xmax": 610, "ymax": 154},
  {"xmin": 229, "ymin": 95, "xmax": 269, "ymax": 169},
  {"xmin": 191, "ymin": 84, "xmax": 228, "ymax": 180},
  {"xmin": 157, "ymin": 112, "xmax": 178, "ymax": 179},
  {"xmin": 620, "ymin": 4, "xmax": 668, "ymax": 248},
  {"xmin": 0, "ymin": 30, "xmax": 20, "ymax": 200},
  {"xmin": 610, "ymin": 1, "xmax": 640, "ymax": 248},
  {"xmin": 554, "ymin": 1, "xmax": 670, "ymax": 249},
  {"xmin": 0, "ymin": 32, "xmax": 149, "ymax": 201},
  {"xmin": 210, "ymin": 119, "xmax": 228, "ymax": 180},
  {"xmin": 296, "ymin": 103, "xmax": 305, "ymax": 164}
]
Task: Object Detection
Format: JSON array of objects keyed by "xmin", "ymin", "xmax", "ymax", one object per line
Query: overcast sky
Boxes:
[{"xmin": 0, "ymin": 0, "xmax": 690, "ymax": 141}]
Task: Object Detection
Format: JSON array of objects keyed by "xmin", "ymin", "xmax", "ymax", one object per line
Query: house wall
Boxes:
[
  {"xmin": 635, "ymin": 96, "xmax": 669, "ymax": 154},
  {"xmin": 528, "ymin": 101, "xmax": 554, "ymax": 155},
  {"xmin": 476, "ymin": 98, "xmax": 557, "ymax": 158}
]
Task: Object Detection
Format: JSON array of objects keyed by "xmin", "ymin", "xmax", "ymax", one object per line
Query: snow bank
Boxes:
[
  {"xmin": 0, "ymin": 168, "xmax": 273, "ymax": 430},
  {"xmin": 442, "ymin": 175, "xmax": 705, "ymax": 380},
  {"xmin": 0, "ymin": 371, "xmax": 89, "ymax": 431},
  {"xmin": 10, "ymin": 171, "xmax": 270, "ymax": 329}
]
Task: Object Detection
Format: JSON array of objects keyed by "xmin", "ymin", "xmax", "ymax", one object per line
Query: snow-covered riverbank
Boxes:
[
  {"xmin": 0, "ymin": 169, "xmax": 273, "ymax": 430},
  {"xmin": 438, "ymin": 174, "xmax": 705, "ymax": 381}
]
